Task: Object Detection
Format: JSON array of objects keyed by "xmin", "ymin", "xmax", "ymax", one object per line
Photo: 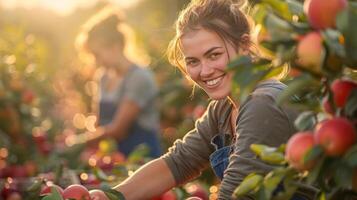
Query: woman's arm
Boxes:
[
  {"xmin": 104, "ymin": 98, "xmax": 140, "ymax": 140},
  {"xmin": 113, "ymin": 158, "xmax": 176, "ymax": 200},
  {"xmin": 79, "ymin": 98, "xmax": 141, "ymax": 144}
]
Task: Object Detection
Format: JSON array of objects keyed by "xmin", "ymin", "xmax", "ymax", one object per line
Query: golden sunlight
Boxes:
[{"xmin": 0, "ymin": 0, "xmax": 142, "ymax": 15}]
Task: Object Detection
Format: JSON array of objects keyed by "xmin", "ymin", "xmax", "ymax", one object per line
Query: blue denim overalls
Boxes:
[
  {"xmin": 99, "ymin": 101, "xmax": 162, "ymax": 158},
  {"xmin": 98, "ymin": 67, "xmax": 162, "ymax": 158}
]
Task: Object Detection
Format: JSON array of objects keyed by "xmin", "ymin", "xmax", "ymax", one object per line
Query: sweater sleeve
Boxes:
[
  {"xmin": 218, "ymin": 94, "xmax": 296, "ymax": 199},
  {"xmin": 161, "ymin": 100, "xmax": 220, "ymax": 185}
]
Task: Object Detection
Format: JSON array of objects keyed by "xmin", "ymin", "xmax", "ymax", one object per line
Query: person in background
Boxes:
[
  {"xmin": 75, "ymin": 7, "xmax": 162, "ymax": 158},
  {"xmin": 106, "ymin": 0, "xmax": 317, "ymax": 199}
]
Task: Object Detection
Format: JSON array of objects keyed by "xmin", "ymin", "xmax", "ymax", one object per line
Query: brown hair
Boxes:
[
  {"xmin": 76, "ymin": 6, "xmax": 150, "ymax": 65},
  {"xmin": 76, "ymin": 7, "xmax": 125, "ymax": 51},
  {"xmin": 167, "ymin": 0, "xmax": 253, "ymax": 74}
]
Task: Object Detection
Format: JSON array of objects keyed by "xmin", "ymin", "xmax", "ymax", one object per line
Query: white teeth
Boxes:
[{"xmin": 206, "ymin": 77, "xmax": 222, "ymax": 86}]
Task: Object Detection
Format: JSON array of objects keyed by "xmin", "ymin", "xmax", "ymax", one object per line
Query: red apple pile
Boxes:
[
  {"xmin": 286, "ymin": 117, "xmax": 356, "ymax": 170},
  {"xmin": 39, "ymin": 183, "xmax": 111, "ymax": 200}
]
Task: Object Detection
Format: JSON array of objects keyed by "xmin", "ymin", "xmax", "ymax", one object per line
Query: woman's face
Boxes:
[
  {"xmin": 89, "ymin": 41, "xmax": 121, "ymax": 69},
  {"xmin": 180, "ymin": 28, "xmax": 237, "ymax": 100}
]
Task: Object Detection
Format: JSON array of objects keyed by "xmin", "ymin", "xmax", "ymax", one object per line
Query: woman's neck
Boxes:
[{"xmin": 114, "ymin": 56, "xmax": 134, "ymax": 76}]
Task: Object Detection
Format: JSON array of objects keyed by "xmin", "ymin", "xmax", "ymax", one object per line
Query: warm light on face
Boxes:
[{"xmin": 180, "ymin": 28, "xmax": 237, "ymax": 100}]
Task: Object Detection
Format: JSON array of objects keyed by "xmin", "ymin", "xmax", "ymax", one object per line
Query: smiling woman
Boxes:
[{"xmin": 107, "ymin": 0, "xmax": 316, "ymax": 200}]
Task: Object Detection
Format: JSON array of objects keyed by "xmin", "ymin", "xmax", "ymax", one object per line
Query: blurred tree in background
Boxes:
[{"xmin": 0, "ymin": 1, "xmax": 216, "ymax": 199}]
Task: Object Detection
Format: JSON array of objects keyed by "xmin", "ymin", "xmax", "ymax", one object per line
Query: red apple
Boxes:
[
  {"xmin": 89, "ymin": 189, "xmax": 110, "ymax": 200},
  {"xmin": 285, "ymin": 132, "xmax": 316, "ymax": 171},
  {"xmin": 80, "ymin": 174, "xmax": 100, "ymax": 187},
  {"xmin": 304, "ymin": 0, "xmax": 347, "ymax": 29},
  {"xmin": 296, "ymin": 32, "xmax": 323, "ymax": 72},
  {"xmin": 40, "ymin": 184, "xmax": 64, "ymax": 196},
  {"xmin": 161, "ymin": 190, "xmax": 177, "ymax": 200},
  {"xmin": 6, "ymin": 192, "xmax": 22, "ymax": 200},
  {"xmin": 63, "ymin": 184, "xmax": 90, "ymax": 200},
  {"xmin": 186, "ymin": 184, "xmax": 208, "ymax": 200},
  {"xmin": 12, "ymin": 166, "xmax": 28, "ymax": 178},
  {"xmin": 21, "ymin": 89, "xmax": 35, "ymax": 104},
  {"xmin": 1, "ymin": 182, "xmax": 19, "ymax": 200},
  {"xmin": 152, "ymin": 190, "xmax": 177, "ymax": 200},
  {"xmin": 315, "ymin": 118, "xmax": 356, "ymax": 156},
  {"xmin": 331, "ymin": 79, "xmax": 357, "ymax": 108}
]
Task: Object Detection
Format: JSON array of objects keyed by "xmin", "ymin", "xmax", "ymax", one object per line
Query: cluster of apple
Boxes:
[
  {"xmin": 286, "ymin": 78, "xmax": 357, "ymax": 171},
  {"xmin": 0, "ymin": 161, "xmax": 37, "ymax": 179},
  {"xmin": 39, "ymin": 183, "xmax": 110, "ymax": 200},
  {"xmin": 285, "ymin": 0, "xmax": 357, "ymax": 172},
  {"xmin": 296, "ymin": 0, "xmax": 347, "ymax": 72}
]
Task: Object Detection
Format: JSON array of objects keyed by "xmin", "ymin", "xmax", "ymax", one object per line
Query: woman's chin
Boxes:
[{"xmin": 207, "ymin": 93, "xmax": 228, "ymax": 100}]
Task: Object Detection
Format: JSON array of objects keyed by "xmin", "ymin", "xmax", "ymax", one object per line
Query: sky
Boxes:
[{"xmin": 0, "ymin": 0, "xmax": 141, "ymax": 15}]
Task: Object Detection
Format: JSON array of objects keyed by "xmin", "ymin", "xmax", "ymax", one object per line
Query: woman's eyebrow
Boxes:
[
  {"xmin": 185, "ymin": 46, "xmax": 223, "ymax": 61},
  {"xmin": 203, "ymin": 46, "xmax": 223, "ymax": 57}
]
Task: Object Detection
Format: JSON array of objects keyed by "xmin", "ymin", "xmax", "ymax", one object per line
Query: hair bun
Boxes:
[
  {"xmin": 231, "ymin": 0, "xmax": 248, "ymax": 10},
  {"xmin": 103, "ymin": 14, "xmax": 122, "ymax": 29}
]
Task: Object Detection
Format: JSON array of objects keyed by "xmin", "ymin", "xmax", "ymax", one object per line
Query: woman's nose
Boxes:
[{"xmin": 200, "ymin": 61, "xmax": 214, "ymax": 77}]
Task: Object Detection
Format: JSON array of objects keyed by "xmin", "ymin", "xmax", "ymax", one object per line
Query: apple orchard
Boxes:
[{"xmin": 1, "ymin": 0, "xmax": 357, "ymax": 199}]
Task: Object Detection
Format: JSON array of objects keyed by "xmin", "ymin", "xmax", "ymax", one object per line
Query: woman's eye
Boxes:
[
  {"xmin": 209, "ymin": 53, "xmax": 221, "ymax": 60},
  {"xmin": 186, "ymin": 60, "xmax": 199, "ymax": 67}
]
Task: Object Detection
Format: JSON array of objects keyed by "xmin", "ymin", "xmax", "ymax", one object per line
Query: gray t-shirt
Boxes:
[
  {"xmin": 162, "ymin": 79, "xmax": 316, "ymax": 199},
  {"xmin": 99, "ymin": 65, "xmax": 159, "ymax": 132}
]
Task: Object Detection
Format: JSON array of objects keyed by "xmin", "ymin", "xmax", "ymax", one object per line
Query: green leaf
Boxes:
[
  {"xmin": 233, "ymin": 173, "xmax": 264, "ymax": 198},
  {"xmin": 263, "ymin": 168, "xmax": 288, "ymax": 199},
  {"xmin": 127, "ymin": 144, "xmax": 150, "ymax": 163},
  {"xmin": 333, "ymin": 161, "xmax": 353, "ymax": 188},
  {"xmin": 304, "ymin": 145, "xmax": 323, "ymax": 164},
  {"xmin": 286, "ymin": 0, "xmax": 304, "ymax": 16},
  {"xmin": 277, "ymin": 74, "xmax": 317, "ymax": 106},
  {"xmin": 252, "ymin": 4, "xmax": 269, "ymax": 25},
  {"xmin": 277, "ymin": 144, "xmax": 286, "ymax": 153},
  {"xmin": 260, "ymin": 151, "xmax": 286, "ymax": 165},
  {"xmin": 307, "ymin": 156, "xmax": 326, "ymax": 185},
  {"xmin": 337, "ymin": 2, "xmax": 357, "ymax": 67},
  {"xmin": 250, "ymin": 144, "xmax": 277, "ymax": 156},
  {"xmin": 345, "ymin": 89, "xmax": 357, "ymax": 118},
  {"xmin": 261, "ymin": 0, "xmax": 293, "ymax": 20},
  {"xmin": 227, "ymin": 56, "xmax": 253, "ymax": 70},
  {"xmin": 265, "ymin": 13, "xmax": 296, "ymax": 42},
  {"xmin": 50, "ymin": 187, "xmax": 64, "ymax": 200},
  {"xmin": 229, "ymin": 56, "xmax": 272, "ymax": 102},
  {"xmin": 343, "ymin": 144, "xmax": 357, "ymax": 167},
  {"xmin": 250, "ymin": 144, "xmax": 286, "ymax": 165},
  {"xmin": 40, "ymin": 188, "xmax": 64, "ymax": 200},
  {"xmin": 26, "ymin": 178, "xmax": 43, "ymax": 193},
  {"xmin": 102, "ymin": 188, "xmax": 126, "ymax": 200},
  {"xmin": 322, "ymin": 29, "xmax": 346, "ymax": 57},
  {"xmin": 93, "ymin": 168, "xmax": 113, "ymax": 182},
  {"xmin": 294, "ymin": 111, "xmax": 317, "ymax": 131},
  {"xmin": 318, "ymin": 192, "xmax": 326, "ymax": 200}
]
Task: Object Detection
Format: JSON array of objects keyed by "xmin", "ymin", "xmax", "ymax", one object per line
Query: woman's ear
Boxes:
[{"xmin": 239, "ymin": 33, "xmax": 251, "ymax": 55}]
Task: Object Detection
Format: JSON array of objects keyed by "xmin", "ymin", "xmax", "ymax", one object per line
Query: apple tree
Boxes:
[{"xmin": 229, "ymin": 0, "xmax": 357, "ymax": 199}]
